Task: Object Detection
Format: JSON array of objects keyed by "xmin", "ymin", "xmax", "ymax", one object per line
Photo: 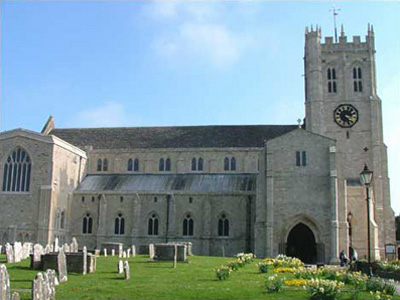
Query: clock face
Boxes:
[{"xmin": 334, "ymin": 104, "xmax": 359, "ymax": 128}]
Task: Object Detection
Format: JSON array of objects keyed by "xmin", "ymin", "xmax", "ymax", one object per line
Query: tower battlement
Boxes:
[{"xmin": 305, "ymin": 24, "xmax": 375, "ymax": 52}]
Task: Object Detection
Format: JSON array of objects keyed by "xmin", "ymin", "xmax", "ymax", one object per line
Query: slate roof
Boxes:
[
  {"xmin": 77, "ymin": 174, "xmax": 257, "ymax": 193},
  {"xmin": 49, "ymin": 125, "xmax": 297, "ymax": 149}
]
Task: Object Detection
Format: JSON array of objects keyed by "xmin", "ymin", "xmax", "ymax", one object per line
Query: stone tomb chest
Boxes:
[
  {"xmin": 154, "ymin": 243, "xmax": 187, "ymax": 262},
  {"xmin": 40, "ymin": 252, "xmax": 96, "ymax": 274}
]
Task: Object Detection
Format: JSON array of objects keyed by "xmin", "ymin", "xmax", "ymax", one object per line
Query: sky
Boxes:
[{"xmin": 1, "ymin": 1, "xmax": 399, "ymax": 212}]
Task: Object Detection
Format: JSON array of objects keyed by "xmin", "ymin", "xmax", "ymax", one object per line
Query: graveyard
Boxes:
[{"xmin": 1, "ymin": 242, "xmax": 398, "ymax": 300}]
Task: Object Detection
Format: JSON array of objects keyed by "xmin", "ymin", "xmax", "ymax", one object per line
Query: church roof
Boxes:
[
  {"xmin": 76, "ymin": 174, "xmax": 256, "ymax": 193},
  {"xmin": 49, "ymin": 125, "xmax": 297, "ymax": 149}
]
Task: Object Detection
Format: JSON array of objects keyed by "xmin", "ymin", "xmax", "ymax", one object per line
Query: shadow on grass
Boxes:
[
  {"xmin": 10, "ymin": 279, "xmax": 32, "ymax": 283},
  {"xmin": 10, "ymin": 266, "xmax": 32, "ymax": 271}
]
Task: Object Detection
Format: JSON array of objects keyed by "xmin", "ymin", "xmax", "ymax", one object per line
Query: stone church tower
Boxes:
[{"xmin": 304, "ymin": 25, "xmax": 395, "ymax": 261}]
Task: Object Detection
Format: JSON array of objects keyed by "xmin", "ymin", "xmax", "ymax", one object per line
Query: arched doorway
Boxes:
[{"xmin": 286, "ymin": 223, "xmax": 317, "ymax": 264}]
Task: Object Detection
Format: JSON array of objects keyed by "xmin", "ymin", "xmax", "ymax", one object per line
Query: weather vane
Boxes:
[{"xmin": 330, "ymin": 5, "xmax": 341, "ymax": 43}]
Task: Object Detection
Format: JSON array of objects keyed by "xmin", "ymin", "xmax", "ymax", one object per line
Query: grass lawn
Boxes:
[{"xmin": 0, "ymin": 254, "xmax": 388, "ymax": 299}]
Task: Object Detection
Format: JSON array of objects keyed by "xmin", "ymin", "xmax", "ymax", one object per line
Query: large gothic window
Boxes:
[
  {"xmin": 114, "ymin": 213, "xmax": 125, "ymax": 235},
  {"xmin": 224, "ymin": 157, "xmax": 229, "ymax": 171},
  {"xmin": 2, "ymin": 147, "xmax": 31, "ymax": 192},
  {"xmin": 159, "ymin": 158, "xmax": 165, "ymax": 171},
  {"xmin": 165, "ymin": 158, "xmax": 171, "ymax": 171},
  {"xmin": 191, "ymin": 158, "xmax": 197, "ymax": 171},
  {"xmin": 183, "ymin": 213, "xmax": 194, "ymax": 236},
  {"xmin": 127, "ymin": 159, "xmax": 133, "ymax": 171},
  {"xmin": 134, "ymin": 158, "xmax": 139, "ymax": 171},
  {"xmin": 198, "ymin": 157, "xmax": 204, "ymax": 171},
  {"xmin": 224, "ymin": 156, "xmax": 236, "ymax": 171},
  {"xmin": 148, "ymin": 213, "xmax": 159, "ymax": 235},
  {"xmin": 82, "ymin": 213, "xmax": 93, "ymax": 234},
  {"xmin": 218, "ymin": 214, "xmax": 229, "ymax": 237}
]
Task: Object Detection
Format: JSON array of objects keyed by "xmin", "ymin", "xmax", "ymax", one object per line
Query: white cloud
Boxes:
[
  {"xmin": 68, "ymin": 102, "xmax": 137, "ymax": 128},
  {"xmin": 146, "ymin": 1, "xmax": 263, "ymax": 68}
]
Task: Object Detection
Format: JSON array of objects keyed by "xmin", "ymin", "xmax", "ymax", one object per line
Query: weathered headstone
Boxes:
[
  {"xmin": 118, "ymin": 260, "xmax": 123, "ymax": 274},
  {"xmin": 32, "ymin": 273, "xmax": 48, "ymax": 300},
  {"xmin": 71, "ymin": 238, "xmax": 78, "ymax": 253},
  {"xmin": 45, "ymin": 269, "xmax": 56, "ymax": 300},
  {"xmin": 63, "ymin": 243, "xmax": 70, "ymax": 253},
  {"xmin": 124, "ymin": 261, "xmax": 130, "ymax": 280},
  {"xmin": 122, "ymin": 251, "xmax": 126, "ymax": 259},
  {"xmin": 22, "ymin": 243, "xmax": 31, "ymax": 260},
  {"xmin": 103, "ymin": 249, "xmax": 107, "ymax": 257},
  {"xmin": 88, "ymin": 254, "xmax": 96, "ymax": 274},
  {"xmin": 82, "ymin": 247, "xmax": 87, "ymax": 275},
  {"xmin": 33, "ymin": 244, "xmax": 44, "ymax": 269},
  {"xmin": 149, "ymin": 244, "xmax": 155, "ymax": 260},
  {"xmin": 127, "ymin": 249, "xmax": 131, "ymax": 258},
  {"xmin": 57, "ymin": 250, "xmax": 68, "ymax": 283},
  {"xmin": 131, "ymin": 245, "xmax": 136, "ymax": 257},
  {"xmin": 0, "ymin": 264, "xmax": 10, "ymax": 300},
  {"xmin": 0, "ymin": 246, "xmax": 2, "ymax": 254},
  {"xmin": 118, "ymin": 244, "xmax": 123, "ymax": 257},
  {"xmin": 111, "ymin": 249, "xmax": 115, "ymax": 257},
  {"xmin": 13, "ymin": 242, "xmax": 22, "ymax": 263},
  {"xmin": 11, "ymin": 292, "xmax": 20, "ymax": 300},
  {"xmin": 5, "ymin": 244, "xmax": 14, "ymax": 264}
]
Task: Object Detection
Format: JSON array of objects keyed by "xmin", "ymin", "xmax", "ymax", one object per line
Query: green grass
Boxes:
[{"xmin": 0, "ymin": 254, "xmax": 391, "ymax": 299}]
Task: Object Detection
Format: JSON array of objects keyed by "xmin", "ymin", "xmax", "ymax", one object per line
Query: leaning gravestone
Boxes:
[
  {"xmin": 131, "ymin": 245, "xmax": 136, "ymax": 257},
  {"xmin": 118, "ymin": 260, "xmax": 123, "ymax": 274},
  {"xmin": 149, "ymin": 244, "xmax": 155, "ymax": 261},
  {"xmin": 57, "ymin": 250, "xmax": 68, "ymax": 283},
  {"xmin": 5, "ymin": 244, "xmax": 14, "ymax": 264},
  {"xmin": 82, "ymin": 247, "xmax": 87, "ymax": 275},
  {"xmin": 0, "ymin": 264, "xmax": 10, "ymax": 300},
  {"xmin": 124, "ymin": 261, "xmax": 130, "ymax": 280}
]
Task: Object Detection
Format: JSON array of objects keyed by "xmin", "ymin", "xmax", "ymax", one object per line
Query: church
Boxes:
[{"xmin": 0, "ymin": 26, "xmax": 395, "ymax": 264}]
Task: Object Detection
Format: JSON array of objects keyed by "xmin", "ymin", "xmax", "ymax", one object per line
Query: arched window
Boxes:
[
  {"xmin": 230, "ymin": 157, "xmax": 236, "ymax": 171},
  {"xmin": 327, "ymin": 67, "xmax": 337, "ymax": 93},
  {"xmin": 127, "ymin": 159, "xmax": 133, "ymax": 171},
  {"xmin": 198, "ymin": 157, "xmax": 203, "ymax": 171},
  {"xmin": 2, "ymin": 147, "xmax": 32, "ymax": 192},
  {"xmin": 114, "ymin": 213, "xmax": 125, "ymax": 235},
  {"xmin": 183, "ymin": 213, "xmax": 194, "ymax": 236},
  {"xmin": 191, "ymin": 158, "xmax": 197, "ymax": 171},
  {"xmin": 165, "ymin": 158, "xmax": 171, "ymax": 171},
  {"xmin": 97, "ymin": 159, "xmax": 102, "ymax": 171},
  {"xmin": 60, "ymin": 211, "xmax": 66, "ymax": 229},
  {"xmin": 224, "ymin": 157, "xmax": 229, "ymax": 171},
  {"xmin": 134, "ymin": 158, "xmax": 139, "ymax": 171},
  {"xmin": 218, "ymin": 214, "xmax": 229, "ymax": 236},
  {"xmin": 82, "ymin": 213, "xmax": 93, "ymax": 234},
  {"xmin": 159, "ymin": 158, "xmax": 164, "ymax": 171},
  {"xmin": 148, "ymin": 213, "xmax": 159, "ymax": 235},
  {"xmin": 353, "ymin": 67, "xmax": 363, "ymax": 92},
  {"xmin": 103, "ymin": 159, "xmax": 108, "ymax": 171}
]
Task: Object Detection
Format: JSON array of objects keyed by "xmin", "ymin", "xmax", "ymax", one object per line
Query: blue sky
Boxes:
[{"xmin": 1, "ymin": 1, "xmax": 399, "ymax": 212}]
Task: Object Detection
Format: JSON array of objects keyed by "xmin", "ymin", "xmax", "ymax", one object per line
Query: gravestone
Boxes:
[
  {"xmin": 124, "ymin": 261, "xmax": 130, "ymax": 280},
  {"xmin": 32, "ymin": 273, "xmax": 48, "ymax": 300},
  {"xmin": 57, "ymin": 250, "xmax": 68, "ymax": 283},
  {"xmin": 118, "ymin": 244, "xmax": 123, "ymax": 257},
  {"xmin": 54, "ymin": 238, "xmax": 59, "ymax": 253},
  {"xmin": 118, "ymin": 260, "xmax": 123, "ymax": 274},
  {"xmin": 103, "ymin": 249, "xmax": 107, "ymax": 257},
  {"xmin": 0, "ymin": 246, "xmax": 2, "ymax": 254},
  {"xmin": 94, "ymin": 249, "xmax": 100, "ymax": 257},
  {"xmin": 71, "ymin": 238, "xmax": 78, "ymax": 253},
  {"xmin": 173, "ymin": 245, "xmax": 177, "ymax": 269},
  {"xmin": 49, "ymin": 245, "xmax": 54, "ymax": 253},
  {"xmin": 64, "ymin": 244, "xmax": 70, "ymax": 253},
  {"xmin": 149, "ymin": 244, "xmax": 155, "ymax": 261},
  {"xmin": 88, "ymin": 254, "xmax": 96, "ymax": 274},
  {"xmin": 5, "ymin": 244, "xmax": 14, "ymax": 264},
  {"xmin": 122, "ymin": 251, "xmax": 126, "ymax": 259},
  {"xmin": 82, "ymin": 247, "xmax": 87, "ymax": 275},
  {"xmin": 0, "ymin": 264, "xmax": 10, "ymax": 300},
  {"xmin": 111, "ymin": 249, "xmax": 115, "ymax": 257},
  {"xmin": 11, "ymin": 292, "xmax": 20, "ymax": 300},
  {"xmin": 131, "ymin": 245, "xmax": 136, "ymax": 257},
  {"xmin": 22, "ymin": 243, "xmax": 31, "ymax": 260},
  {"xmin": 127, "ymin": 249, "xmax": 131, "ymax": 258},
  {"xmin": 43, "ymin": 272, "xmax": 55, "ymax": 300},
  {"xmin": 44, "ymin": 245, "xmax": 50, "ymax": 254},
  {"xmin": 13, "ymin": 242, "xmax": 22, "ymax": 263},
  {"xmin": 32, "ymin": 244, "xmax": 44, "ymax": 269}
]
